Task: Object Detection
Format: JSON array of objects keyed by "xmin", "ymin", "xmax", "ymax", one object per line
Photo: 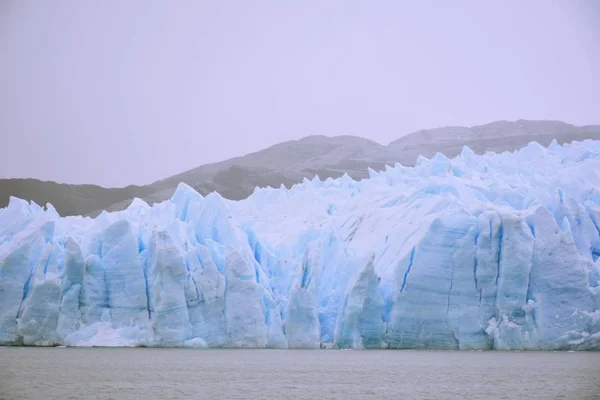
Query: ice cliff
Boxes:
[{"xmin": 1, "ymin": 140, "xmax": 600, "ymax": 349}]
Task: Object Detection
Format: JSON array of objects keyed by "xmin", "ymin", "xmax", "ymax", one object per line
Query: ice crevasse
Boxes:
[{"xmin": 1, "ymin": 140, "xmax": 600, "ymax": 349}]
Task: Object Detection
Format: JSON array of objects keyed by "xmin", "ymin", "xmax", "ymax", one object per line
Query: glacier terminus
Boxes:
[{"xmin": 1, "ymin": 140, "xmax": 599, "ymax": 350}]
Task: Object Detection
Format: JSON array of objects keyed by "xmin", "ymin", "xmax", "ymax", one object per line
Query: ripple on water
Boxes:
[{"xmin": 0, "ymin": 348, "xmax": 599, "ymax": 400}]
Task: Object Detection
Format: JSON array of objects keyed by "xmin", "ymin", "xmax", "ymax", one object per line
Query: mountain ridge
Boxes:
[{"xmin": 2, "ymin": 119, "xmax": 599, "ymax": 216}]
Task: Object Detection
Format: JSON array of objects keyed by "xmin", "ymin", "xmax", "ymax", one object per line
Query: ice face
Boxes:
[{"xmin": 1, "ymin": 140, "xmax": 600, "ymax": 349}]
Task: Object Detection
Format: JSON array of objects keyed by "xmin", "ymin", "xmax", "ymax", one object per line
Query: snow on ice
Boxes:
[{"xmin": 1, "ymin": 140, "xmax": 599, "ymax": 349}]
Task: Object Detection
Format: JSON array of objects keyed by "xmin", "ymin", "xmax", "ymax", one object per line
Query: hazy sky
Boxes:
[{"xmin": 1, "ymin": 1, "xmax": 598, "ymax": 187}]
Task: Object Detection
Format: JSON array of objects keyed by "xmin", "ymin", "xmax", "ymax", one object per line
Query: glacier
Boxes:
[{"xmin": 1, "ymin": 140, "xmax": 600, "ymax": 350}]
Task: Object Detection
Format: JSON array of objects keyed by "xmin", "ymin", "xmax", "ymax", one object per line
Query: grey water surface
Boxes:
[{"xmin": 1, "ymin": 347, "xmax": 599, "ymax": 399}]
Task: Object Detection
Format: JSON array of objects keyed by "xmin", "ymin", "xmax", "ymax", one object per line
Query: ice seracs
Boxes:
[{"xmin": 1, "ymin": 140, "xmax": 600, "ymax": 349}]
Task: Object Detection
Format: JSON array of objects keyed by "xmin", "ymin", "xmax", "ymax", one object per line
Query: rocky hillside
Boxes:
[{"xmin": 2, "ymin": 120, "xmax": 599, "ymax": 216}]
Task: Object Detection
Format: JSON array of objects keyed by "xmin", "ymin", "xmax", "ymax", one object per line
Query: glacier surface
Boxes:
[{"xmin": 1, "ymin": 140, "xmax": 600, "ymax": 350}]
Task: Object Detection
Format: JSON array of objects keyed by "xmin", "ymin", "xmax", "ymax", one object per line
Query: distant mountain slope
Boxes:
[
  {"xmin": 151, "ymin": 136, "xmax": 385, "ymax": 186},
  {"xmin": 0, "ymin": 179, "xmax": 154, "ymax": 217},
  {"xmin": 387, "ymin": 119, "xmax": 600, "ymax": 162},
  {"xmin": 2, "ymin": 120, "xmax": 599, "ymax": 216}
]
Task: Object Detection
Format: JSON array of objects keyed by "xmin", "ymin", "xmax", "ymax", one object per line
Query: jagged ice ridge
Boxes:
[{"xmin": 1, "ymin": 140, "xmax": 600, "ymax": 349}]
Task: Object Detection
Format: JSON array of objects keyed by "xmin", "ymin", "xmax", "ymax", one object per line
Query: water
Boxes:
[{"xmin": 0, "ymin": 348, "xmax": 599, "ymax": 400}]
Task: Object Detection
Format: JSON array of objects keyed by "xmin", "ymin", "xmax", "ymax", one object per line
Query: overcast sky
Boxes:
[{"xmin": 0, "ymin": 1, "xmax": 598, "ymax": 187}]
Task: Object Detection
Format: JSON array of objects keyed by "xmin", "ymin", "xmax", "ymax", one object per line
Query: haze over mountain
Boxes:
[{"xmin": 1, "ymin": 119, "xmax": 599, "ymax": 217}]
